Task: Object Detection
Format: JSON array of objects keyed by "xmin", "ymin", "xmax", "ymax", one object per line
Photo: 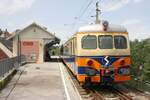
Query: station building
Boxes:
[{"xmin": 9, "ymin": 22, "xmax": 60, "ymax": 63}]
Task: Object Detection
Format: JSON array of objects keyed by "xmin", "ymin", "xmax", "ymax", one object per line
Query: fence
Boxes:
[{"xmin": 0, "ymin": 55, "xmax": 26, "ymax": 78}]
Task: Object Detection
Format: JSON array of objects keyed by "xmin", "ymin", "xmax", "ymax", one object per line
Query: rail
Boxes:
[
  {"xmin": 0, "ymin": 55, "xmax": 26, "ymax": 78},
  {"xmin": 112, "ymin": 87, "xmax": 133, "ymax": 100},
  {"xmin": 92, "ymin": 90, "xmax": 105, "ymax": 100}
]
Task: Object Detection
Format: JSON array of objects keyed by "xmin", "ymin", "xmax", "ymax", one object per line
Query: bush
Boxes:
[{"xmin": 130, "ymin": 38, "xmax": 150, "ymax": 81}]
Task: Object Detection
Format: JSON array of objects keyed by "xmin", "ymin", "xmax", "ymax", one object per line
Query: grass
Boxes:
[{"xmin": 126, "ymin": 79, "xmax": 150, "ymax": 92}]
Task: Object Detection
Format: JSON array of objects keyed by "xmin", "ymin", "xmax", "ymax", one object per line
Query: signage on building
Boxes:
[{"xmin": 22, "ymin": 42, "xmax": 33, "ymax": 46}]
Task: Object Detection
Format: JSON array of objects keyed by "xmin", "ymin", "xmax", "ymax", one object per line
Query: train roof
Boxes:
[
  {"xmin": 64, "ymin": 21, "xmax": 128, "ymax": 44},
  {"xmin": 77, "ymin": 21, "xmax": 127, "ymax": 33}
]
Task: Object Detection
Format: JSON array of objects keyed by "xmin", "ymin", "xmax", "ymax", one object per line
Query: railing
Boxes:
[{"xmin": 0, "ymin": 55, "xmax": 26, "ymax": 78}]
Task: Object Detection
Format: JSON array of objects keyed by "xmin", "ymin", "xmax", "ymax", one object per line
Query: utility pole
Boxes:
[{"xmin": 95, "ymin": 2, "xmax": 101, "ymax": 24}]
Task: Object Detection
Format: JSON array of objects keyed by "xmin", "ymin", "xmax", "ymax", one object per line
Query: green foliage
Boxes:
[
  {"xmin": 143, "ymin": 53, "xmax": 150, "ymax": 81},
  {"xmin": 130, "ymin": 38, "xmax": 150, "ymax": 81},
  {"xmin": 49, "ymin": 45, "xmax": 60, "ymax": 55}
]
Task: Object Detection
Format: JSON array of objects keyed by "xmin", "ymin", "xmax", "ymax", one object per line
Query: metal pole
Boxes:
[
  {"xmin": 19, "ymin": 34, "xmax": 22, "ymax": 64},
  {"xmin": 17, "ymin": 34, "xmax": 20, "ymax": 67},
  {"xmin": 95, "ymin": 2, "xmax": 101, "ymax": 24}
]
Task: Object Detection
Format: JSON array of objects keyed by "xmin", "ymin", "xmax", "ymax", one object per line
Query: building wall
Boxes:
[
  {"xmin": 0, "ymin": 49, "xmax": 8, "ymax": 60},
  {"xmin": 12, "ymin": 25, "xmax": 53, "ymax": 63},
  {"xmin": 20, "ymin": 26, "xmax": 54, "ymax": 39},
  {"xmin": 13, "ymin": 38, "xmax": 44, "ymax": 63},
  {"xmin": 13, "ymin": 36, "xmax": 18, "ymax": 57},
  {"xmin": 0, "ymin": 42, "xmax": 13, "ymax": 58},
  {"xmin": 21, "ymin": 41, "xmax": 39, "ymax": 62}
]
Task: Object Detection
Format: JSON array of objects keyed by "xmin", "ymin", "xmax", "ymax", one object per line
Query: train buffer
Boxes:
[{"xmin": 0, "ymin": 61, "xmax": 81, "ymax": 100}]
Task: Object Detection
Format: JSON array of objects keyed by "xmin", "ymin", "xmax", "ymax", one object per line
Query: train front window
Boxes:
[
  {"xmin": 82, "ymin": 35, "xmax": 97, "ymax": 49},
  {"xmin": 114, "ymin": 36, "xmax": 127, "ymax": 49},
  {"xmin": 98, "ymin": 35, "xmax": 113, "ymax": 49}
]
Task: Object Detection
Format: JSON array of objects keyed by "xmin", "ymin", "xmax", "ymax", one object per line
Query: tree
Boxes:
[
  {"xmin": 143, "ymin": 55, "xmax": 150, "ymax": 81},
  {"xmin": 130, "ymin": 38, "xmax": 150, "ymax": 81}
]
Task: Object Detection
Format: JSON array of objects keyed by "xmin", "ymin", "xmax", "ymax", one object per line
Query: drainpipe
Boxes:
[{"xmin": 17, "ymin": 33, "xmax": 20, "ymax": 67}]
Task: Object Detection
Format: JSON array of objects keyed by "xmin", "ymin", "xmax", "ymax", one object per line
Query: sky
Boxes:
[{"xmin": 0, "ymin": 0, "xmax": 149, "ymax": 42}]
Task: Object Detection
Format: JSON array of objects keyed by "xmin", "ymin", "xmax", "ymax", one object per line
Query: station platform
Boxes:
[{"xmin": 0, "ymin": 62, "xmax": 81, "ymax": 100}]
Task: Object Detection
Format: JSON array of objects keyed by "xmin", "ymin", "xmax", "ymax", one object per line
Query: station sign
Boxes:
[{"xmin": 22, "ymin": 41, "xmax": 33, "ymax": 46}]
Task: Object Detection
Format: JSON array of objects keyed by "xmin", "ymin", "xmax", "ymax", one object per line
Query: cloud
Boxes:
[
  {"xmin": 101, "ymin": 0, "xmax": 129, "ymax": 12},
  {"xmin": 122, "ymin": 19, "xmax": 150, "ymax": 40},
  {"xmin": 101, "ymin": 0, "xmax": 144, "ymax": 12},
  {"xmin": 0, "ymin": 0, "xmax": 36, "ymax": 14},
  {"xmin": 133, "ymin": 0, "xmax": 144, "ymax": 3},
  {"xmin": 122, "ymin": 19, "xmax": 141, "ymax": 26},
  {"xmin": 3, "ymin": 19, "xmax": 35, "ymax": 33}
]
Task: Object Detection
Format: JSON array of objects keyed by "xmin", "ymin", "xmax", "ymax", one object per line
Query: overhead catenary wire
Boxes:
[
  {"xmin": 63, "ymin": 0, "xmax": 100, "ymax": 42},
  {"xmin": 71, "ymin": 0, "xmax": 95, "ymax": 31},
  {"xmin": 65, "ymin": 0, "xmax": 99, "ymax": 27},
  {"xmin": 77, "ymin": 0, "xmax": 94, "ymax": 20},
  {"xmin": 78, "ymin": 0, "xmax": 103, "ymax": 24},
  {"xmin": 76, "ymin": 0, "xmax": 91, "ymax": 17}
]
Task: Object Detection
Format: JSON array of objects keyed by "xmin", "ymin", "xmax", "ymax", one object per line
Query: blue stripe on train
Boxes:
[
  {"xmin": 91, "ymin": 57, "xmax": 119, "ymax": 67},
  {"xmin": 63, "ymin": 56, "xmax": 128, "ymax": 67},
  {"xmin": 63, "ymin": 57, "xmax": 75, "ymax": 62},
  {"xmin": 77, "ymin": 56, "xmax": 127, "ymax": 67},
  {"xmin": 63, "ymin": 55, "xmax": 129, "ymax": 74},
  {"xmin": 78, "ymin": 67, "xmax": 99, "ymax": 74},
  {"xmin": 63, "ymin": 57, "xmax": 78, "ymax": 74}
]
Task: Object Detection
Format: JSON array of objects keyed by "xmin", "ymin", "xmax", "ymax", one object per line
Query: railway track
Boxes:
[
  {"xmin": 91, "ymin": 90, "xmax": 105, "ymax": 100},
  {"xmin": 112, "ymin": 87, "xmax": 133, "ymax": 100}
]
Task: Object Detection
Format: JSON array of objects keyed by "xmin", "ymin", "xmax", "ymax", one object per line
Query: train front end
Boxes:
[{"xmin": 76, "ymin": 23, "xmax": 131, "ymax": 85}]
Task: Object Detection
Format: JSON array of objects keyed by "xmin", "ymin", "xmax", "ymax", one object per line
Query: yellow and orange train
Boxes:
[{"xmin": 62, "ymin": 21, "xmax": 131, "ymax": 86}]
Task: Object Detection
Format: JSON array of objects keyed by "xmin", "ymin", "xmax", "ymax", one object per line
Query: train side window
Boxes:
[
  {"xmin": 71, "ymin": 40, "xmax": 74, "ymax": 55},
  {"xmin": 114, "ymin": 36, "xmax": 127, "ymax": 49},
  {"xmin": 98, "ymin": 35, "xmax": 113, "ymax": 49},
  {"xmin": 74, "ymin": 37, "xmax": 77, "ymax": 54},
  {"xmin": 72, "ymin": 38, "xmax": 75, "ymax": 55},
  {"xmin": 82, "ymin": 35, "xmax": 97, "ymax": 49},
  {"xmin": 64, "ymin": 45, "xmax": 69, "ymax": 55},
  {"xmin": 70, "ymin": 42, "xmax": 72, "ymax": 55}
]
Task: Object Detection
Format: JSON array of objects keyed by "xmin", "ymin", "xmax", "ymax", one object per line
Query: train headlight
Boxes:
[
  {"xmin": 118, "ymin": 67, "xmax": 130, "ymax": 75},
  {"xmin": 87, "ymin": 60, "xmax": 93, "ymax": 66},
  {"xmin": 120, "ymin": 60, "xmax": 125, "ymax": 66},
  {"xmin": 85, "ymin": 68, "xmax": 97, "ymax": 76}
]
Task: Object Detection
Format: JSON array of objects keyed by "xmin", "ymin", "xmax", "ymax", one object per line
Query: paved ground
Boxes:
[{"xmin": 0, "ymin": 62, "xmax": 81, "ymax": 100}]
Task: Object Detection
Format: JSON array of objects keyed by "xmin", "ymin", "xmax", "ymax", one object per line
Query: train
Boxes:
[{"xmin": 61, "ymin": 20, "xmax": 131, "ymax": 86}]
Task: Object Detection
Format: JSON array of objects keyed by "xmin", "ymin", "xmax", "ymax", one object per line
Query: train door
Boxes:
[{"xmin": 72, "ymin": 38, "xmax": 77, "ymax": 73}]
